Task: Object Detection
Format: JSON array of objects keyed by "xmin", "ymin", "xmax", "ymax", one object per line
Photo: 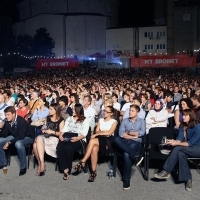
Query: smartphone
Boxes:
[{"xmin": 162, "ymin": 136, "xmax": 167, "ymax": 144}]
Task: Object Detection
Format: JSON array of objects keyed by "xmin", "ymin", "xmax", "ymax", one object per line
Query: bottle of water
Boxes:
[{"xmin": 108, "ymin": 166, "xmax": 114, "ymax": 180}]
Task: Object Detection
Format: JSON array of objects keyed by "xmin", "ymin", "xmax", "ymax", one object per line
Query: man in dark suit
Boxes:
[{"xmin": 0, "ymin": 106, "xmax": 34, "ymax": 175}]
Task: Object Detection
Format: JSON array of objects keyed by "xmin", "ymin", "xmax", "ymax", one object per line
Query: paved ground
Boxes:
[{"xmin": 0, "ymin": 156, "xmax": 200, "ymax": 200}]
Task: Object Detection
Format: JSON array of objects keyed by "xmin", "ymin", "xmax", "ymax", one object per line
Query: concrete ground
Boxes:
[{"xmin": 0, "ymin": 156, "xmax": 200, "ymax": 200}]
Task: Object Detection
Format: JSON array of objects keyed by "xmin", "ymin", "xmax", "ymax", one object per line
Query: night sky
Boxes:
[{"xmin": 0, "ymin": 0, "xmax": 155, "ymax": 27}]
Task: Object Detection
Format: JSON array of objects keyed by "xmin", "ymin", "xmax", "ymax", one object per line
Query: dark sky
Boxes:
[{"xmin": 118, "ymin": 0, "xmax": 155, "ymax": 27}]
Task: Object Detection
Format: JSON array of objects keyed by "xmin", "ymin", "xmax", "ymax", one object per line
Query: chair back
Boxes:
[
  {"xmin": 148, "ymin": 127, "xmax": 175, "ymax": 145},
  {"xmin": 86, "ymin": 127, "xmax": 91, "ymax": 143}
]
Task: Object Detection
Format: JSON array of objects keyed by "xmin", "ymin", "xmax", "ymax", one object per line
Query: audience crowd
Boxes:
[{"xmin": 0, "ymin": 67, "xmax": 200, "ymax": 191}]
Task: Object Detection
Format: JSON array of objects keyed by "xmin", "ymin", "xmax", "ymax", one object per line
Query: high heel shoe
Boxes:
[
  {"xmin": 88, "ymin": 171, "xmax": 97, "ymax": 182},
  {"xmin": 63, "ymin": 170, "xmax": 69, "ymax": 180},
  {"xmin": 39, "ymin": 162, "xmax": 46, "ymax": 176},
  {"xmin": 73, "ymin": 161, "xmax": 85, "ymax": 173},
  {"xmin": 39, "ymin": 170, "xmax": 45, "ymax": 176}
]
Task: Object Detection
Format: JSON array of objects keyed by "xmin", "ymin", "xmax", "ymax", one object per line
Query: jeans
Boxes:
[
  {"xmin": 163, "ymin": 145, "xmax": 200, "ymax": 181},
  {"xmin": 115, "ymin": 137, "xmax": 141, "ymax": 180},
  {"xmin": 0, "ymin": 136, "xmax": 33, "ymax": 169}
]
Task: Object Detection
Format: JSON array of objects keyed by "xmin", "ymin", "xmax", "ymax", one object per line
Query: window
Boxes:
[
  {"xmin": 157, "ymin": 44, "xmax": 159, "ymax": 49},
  {"xmin": 183, "ymin": 14, "xmax": 190, "ymax": 21},
  {"xmin": 160, "ymin": 32, "xmax": 162, "ymax": 37},
  {"xmin": 148, "ymin": 32, "xmax": 151, "ymax": 37},
  {"xmin": 148, "ymin": 44, "xmax": 150, "ymax": 49},
  {"xmin": 151, "ymin": 44, "xmax": 153, "ymax": 49},
  {"xmin": 144, "ymin": 32, "xmax": 147, "ymax": 37},
  {"xmin": 163, "ymin": 44, "xmax": 166, "ymax": 49},
  {"xmin": 160, "ymin": 44, "xmax": 162, "ymax": 49},
  {"xmin": 163, "ymin": 31, "xmax": 165, "ymax": 37},
  {"xmin": 151, "ymin": 32, "xmax": 153, "ymax": 37},
  {"xmin": 157, "ymin": 32, "xmax": 159, "ymax": 37},
  {"xmin": 145, "ymin": 45, "xmax": 147, "ymax": 50}
]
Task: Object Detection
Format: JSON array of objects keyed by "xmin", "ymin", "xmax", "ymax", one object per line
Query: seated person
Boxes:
[
  {"xmin": 141, "ymin": 94, "xmax": 152, "ymax": 111},
  {"xmin": 59, "ymin": 96, "xmax": 73, "ymax": 120},
  {"xmin": 123, "ymin": 97, "xmax": 146, "ymax": 120},
  {"xmin": 33, "ymin": 103, "xmax": 64, "ymax": 176},
  {"xmin": 155, "ymin": 109, "xmax": 200, "ymax": 192},
  {"xmin": 115, "ymin": 105, "xmax": 145, "ymax": 190},
  {"xmin": 31, "ymin": 98, "xmax": 49, "ymax": 122},
  {"xmin": 174, "ymin": 98, "xmax": 193, "ymax": 129},
  {"xmin": 0, "ymin": 93, "xmax": 8, "ymax": 120},
  {"xmin": 146, "ymin": 99, "xmax": 169, "ymax": 134},
  {"xmin": 73, "ymin": 106, "xmax": 118, "ymax": 182},
  {"xmin": 112, "ymin": 93, "xmax": 121, "ymax": 111},
  {"xmin": 56, "ymin": 103, "xmax": 89, "ymax": 180},
  {"xmin": 16, "ymin": 98, "xmax": 29, "ymax": 118},
  {"xmin": 0, "ymin": 106, "xmax": 34, "ymax": 175},
  {"xmin": 191, "ymin": 94, "xmax": 200, "ymax": 120}
]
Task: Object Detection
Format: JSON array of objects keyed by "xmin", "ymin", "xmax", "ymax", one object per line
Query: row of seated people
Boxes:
[{"xmin": 0, "ymin": 102, "xmax": 200, "ymax": 192}]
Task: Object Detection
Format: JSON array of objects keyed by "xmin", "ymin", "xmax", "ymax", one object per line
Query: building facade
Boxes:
[
  {"xmin": 13, "ymin": 0, "xmax": 119, "ymax": 59},
  {"xmin": 139, "ymin": 26, "xmax": 167, "ymax": 55}
]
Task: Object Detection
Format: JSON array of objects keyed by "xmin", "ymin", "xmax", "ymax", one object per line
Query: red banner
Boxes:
[
  {"xmin": 131, "ymin": 55, "xmax": 197, "ymax": 68},
  {"xmin": 36, "ymin": 59, "xmax": 79, "ymax": 69}
]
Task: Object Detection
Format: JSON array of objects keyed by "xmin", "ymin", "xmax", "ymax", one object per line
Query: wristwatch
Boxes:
[
  {"xmin": 127, "ymin": 131, "xmax": 130, "ymax": 135},
  {"xmin": 8, "ymin": 141, "xmax": 11, "ymax": 145}
]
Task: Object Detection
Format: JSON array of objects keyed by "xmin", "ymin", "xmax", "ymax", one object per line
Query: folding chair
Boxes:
[{"xmin": 145, "ymin": 127, "xmax": 175, "ymax": 180}]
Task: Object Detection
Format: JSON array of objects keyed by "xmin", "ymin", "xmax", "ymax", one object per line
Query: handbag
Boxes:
[
  {"xmin": 63, "ymin": 132, "xmax": 78, "ymax": 142},
  {"xmin": 24, "ymin": 99, "xmax": 38, "ymax": 122},
  {"xmin": 31, "ymin": 119, "xmax": 45, "ymax": 127}
]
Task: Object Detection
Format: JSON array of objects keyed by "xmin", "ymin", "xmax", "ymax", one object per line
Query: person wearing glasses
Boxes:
[{"xmin": 73, "ymin": 106, "xmax": 117, "ymax": 182}]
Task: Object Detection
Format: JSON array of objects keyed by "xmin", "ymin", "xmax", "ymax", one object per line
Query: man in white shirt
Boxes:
[
  {"xmin": 123, "ymin": 97, "xmax": 146, "ymax": 120},
  {"xmin": 120, "ymin": 91, "xmax": 136, "ymax": 117},
  {"xmin": 83, "ymin": 95, "xmax": 95, "ymax": 130}
]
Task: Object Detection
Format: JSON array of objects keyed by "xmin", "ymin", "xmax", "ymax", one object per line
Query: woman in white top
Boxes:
[
  {"xmin": 56, "ymin": 103, "xmax": 89, "ymax": 180},
  {"xmin": 146, "ymin": 99, "xmax": 169, "ymax": 134},
  {"xmin": 73, "ymin": 106, "xmax": 118, "ymax": 182}
]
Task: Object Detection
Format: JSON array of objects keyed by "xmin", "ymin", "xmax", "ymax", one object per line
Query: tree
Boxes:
[{"xmin": 32, "ymin": 27, "xmax": 55, "ymax": 58}]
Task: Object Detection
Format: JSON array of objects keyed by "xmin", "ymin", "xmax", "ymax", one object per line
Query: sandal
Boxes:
[
  {"xmin": 63, "ymin": 170, "xmax": 69, "ymax": 180},
  {"xmin": 39, "ymin": 161, "xmax": 46, "ymax": 176},
  {"xmin": 88, "ymin": 171, "xmax": 97, "ymax": 182},
  {"xmin": 73, "ymin": 161, "xmax": 86, "ymax": 173}
]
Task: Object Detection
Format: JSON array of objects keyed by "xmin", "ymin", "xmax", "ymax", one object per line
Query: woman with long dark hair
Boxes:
[
  {"xmin": 56, "ymin": 103, "xmax": 89, "ymax": 180},
  {"xmin": 174, "ymin": 98, "xmax": 193, "ymax": 129},
  {"xmin": 69, "ymin": 93, "xmax": 79, "ymax": 110},
  {"xmin": 73, "ymin": 106, "xmax": 118, "ymax": 182},
  {"xmin": 51, "ymin": 91, "xmax": 60, "ymax": 104},
  {"xmin": 33, "ymin": 103, "xmax": 64, "ymax": 176},
  {"xmin": 155, "ymin": 109, "xmax": 200, "ymax": 192}
]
